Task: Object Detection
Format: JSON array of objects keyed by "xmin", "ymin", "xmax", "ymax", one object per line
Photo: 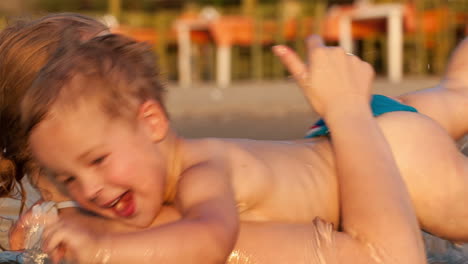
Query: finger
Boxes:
[
  {"xmin": 42, "ymin": 220, "xmax": 62, "ymax": 240},
  {"xmin": 42, "ymin": 222, "xmax": 65, "ymax": 252},
  {"xmin": 45, "ymin": 235, "xmax": 66, "ymax": 264},
  {"xmin": 16, "ymin": 209, "xmax": 34, "ymax": 227},
  {"xmin": 51, "ymin": 251, "xmax": 62, "ymax": 264},
  {"xmin": 272, "ymin": 45, "xmax": 307, "ymax": 83},
  {"xmin": 9, "ymin": 226, "xmax": 25, "ymax": 251},
  {"xmin": 50, "ymin": 240, "xmax": 71, "ymax": 264},
  {"xmin": 44, "ymin": 228, "xmax": 67, "ymax": 253},
  {"xmin": 56, "ymin": 243, "xmax": 67, "ymax": 261},
  {"xmin": 306, "ymin": 35, "xmax": 325, "ymax": 51},
  {"xmin": 361, "ymin": 60, "xmax": 376, "ymax": 83},
  {"xmin": 9, "ymin": 213, "xmax": 33, "ymax": 250},
  {"xmin": 306, "ymin": 35, "xmax": 327, "ymax": 68}
]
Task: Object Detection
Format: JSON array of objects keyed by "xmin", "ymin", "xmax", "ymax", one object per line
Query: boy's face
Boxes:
[{"xmin": 29, "ymin": 100, "xmax": 169, "ymax": 228}]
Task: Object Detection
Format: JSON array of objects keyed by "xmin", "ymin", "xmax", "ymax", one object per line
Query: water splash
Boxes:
[
  {"xmin": 21, "ymin": 202, "xmax": 58, "ymax": 264},
  {"xmin": 22, "ymin": 249, "xmax": 51, "ymax": 264},
  {"xmin": 424, "ymin": 232, "xmax": 468, "ymax": 264}
]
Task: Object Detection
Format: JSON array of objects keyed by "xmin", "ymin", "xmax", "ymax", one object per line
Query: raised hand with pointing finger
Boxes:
[
  {"xmin": 273, "ymin": 35, "xmax": 375, "ymax": 119},
  {"xmin": 274, "ymin": 35, "xmax": 426, "ymax": 264}
]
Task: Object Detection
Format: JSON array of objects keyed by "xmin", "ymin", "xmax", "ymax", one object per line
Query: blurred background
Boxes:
[{"xmin": 0, "ymin": 0, "xmax": 467, "ymax": 140}]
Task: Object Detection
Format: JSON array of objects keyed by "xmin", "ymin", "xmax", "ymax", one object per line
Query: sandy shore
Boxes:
[{"xmin": 168, "ymin": 77, "xmax": 439, "ymax": 139}]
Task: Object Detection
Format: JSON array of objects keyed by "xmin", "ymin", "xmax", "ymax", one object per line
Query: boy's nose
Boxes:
[
  {"xmin": 84, "ymin": 185, "xmax": 103, "ymax": 203},
  {"xmin": 81, "ymin": 177, "xmax": 103, "ymax": 202}
]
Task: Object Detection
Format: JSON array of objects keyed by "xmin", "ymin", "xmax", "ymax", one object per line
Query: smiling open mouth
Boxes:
[{"xmin": 106, "ymin": 191, "xmax": 135, "ymax": 217}]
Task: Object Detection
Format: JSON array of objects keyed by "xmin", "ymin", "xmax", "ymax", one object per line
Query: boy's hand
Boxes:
[
  {"xmin": 9, "ymin": 202, "xmax": 39, "ymax": 250},
  {"xmin": 273, "ymin": 35, "xmax": 375, "ymax": 117},
  {"xmin": 42, "ymin": 219, "xmax": 106, "ymax": 264},
  {"xmin": 9, "ymin": 199, "xmax": 55, "ymax": 251}
]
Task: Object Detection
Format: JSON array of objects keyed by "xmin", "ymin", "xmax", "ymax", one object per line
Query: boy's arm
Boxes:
[
  {"xmin": 274, "ymin": 36, "xmax": 426, "ymax": 263},
  {"xmin": 45, "ymin": 162, "xmax": 238, "ymax": 264},
  {"xmin": 325, "ymin": 100, "xmax": 426, "ymax": 263},
  {"xmin": 105, "ymin": 162, "xmax": 238, "ymax": 264}
]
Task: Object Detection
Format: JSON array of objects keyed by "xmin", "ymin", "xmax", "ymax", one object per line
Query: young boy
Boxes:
[{"xmin": 20, "ymin": 33, "xmax": 466, "ymax": 263}]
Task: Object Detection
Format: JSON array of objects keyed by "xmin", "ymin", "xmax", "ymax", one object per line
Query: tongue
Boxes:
[{"xmin": 113, "ymin": 192, "xmax": 135, "ymax": 217}]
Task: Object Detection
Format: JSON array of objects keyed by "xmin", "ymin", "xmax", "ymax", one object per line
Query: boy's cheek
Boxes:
[
  {"xmin": 68, "ymin": 188, "xmax": 91, "ymax": 209},
  {"xmin": 69, "ymin": 191, "xmax": 108, "ymax": 218}
]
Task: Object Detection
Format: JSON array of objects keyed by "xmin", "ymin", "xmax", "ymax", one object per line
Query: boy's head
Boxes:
[
  {"xmin": 21, "ymin": 34, "xmax": 172, "ymax": 227},
  {"xmin": 0, "ymin": 13, "xmax": 108, "ymax": 203},
  {"xmin": 22, "ymin": 33, "xmax": 167, "ymax": 134}
]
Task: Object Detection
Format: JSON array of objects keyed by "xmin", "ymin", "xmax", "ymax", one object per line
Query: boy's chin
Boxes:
[{"xmin": 118, "ymin": 213, "xmax": 156, "ymax": 228}]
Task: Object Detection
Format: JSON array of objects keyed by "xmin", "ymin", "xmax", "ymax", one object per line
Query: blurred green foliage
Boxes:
[
  {"xmin": 17, "ymin": 0, "xmax": 468, "ymax": 13},
  {"xmin": 6, "ymin": 0, "xmax": 465, "ymax": 80},
  {"xmin": 33, "ymin": 0, "xmax": 185, "ymax": 12},
  {"xmin": 31, "ymin": 0, "xmax": 358, "ymax": 12},
  {"xmin": 35, "ymin": 0, "xmax": 108, "ymax": 12}
]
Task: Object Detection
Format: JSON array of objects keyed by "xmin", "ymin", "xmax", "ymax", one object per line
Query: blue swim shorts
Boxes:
[{"xmin": 305, "ymin": 94, "xmax": 418, "ymax": 138}]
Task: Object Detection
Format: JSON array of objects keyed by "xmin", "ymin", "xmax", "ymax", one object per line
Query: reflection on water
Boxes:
[
  {"xmin": 227, "ymin": 250, "xmax": 258, "ymax": 264},
  {"xmin": 0, "ymin": 251, "xmax": 22, "ymax": 264},
  {"xmin": 21, "ymin": 249, "xmax": 50, "ymax": 264},
  {"xmin": 0, "ymin": 234, "xmax": 465, "ymax": 264},
  {"xmin": 0, "ymin": 250, "xmax": 55, "ymax": 264},
  {"xmin": 424, "ymin": 232, "xmax": 468, "ymax": 264},
  {"xmin": 0, "ymin": 177, "xmax": 466, "ymax": 263},
  {"xmin": 20, "ymin": 202, "xmax": 59, "ymax": 264}
]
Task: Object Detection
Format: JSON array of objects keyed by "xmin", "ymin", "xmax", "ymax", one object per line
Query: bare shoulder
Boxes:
[{"xmin": 180, "ymin": 138, "xmax": 234, "ymax": 165}]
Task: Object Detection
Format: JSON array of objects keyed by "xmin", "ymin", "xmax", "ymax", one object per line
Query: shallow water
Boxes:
[
  {"xmin": 424, "ymin": 232, "xmax": 468, "ymax": 264},
  {"xmin": 0, "ymin": 234, "xmax": 465, "ymax": 264},
  {"xmin": 0, "ymin": 250, "xmax": 55, "ymax": 264},
  {"xmin": 0, "ymin": 251, "xmax": 22, "ymax": 264}
]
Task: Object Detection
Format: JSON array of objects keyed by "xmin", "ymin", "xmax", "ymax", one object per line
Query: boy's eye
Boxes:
[
  {"xmin": 90, "ymin": 155, "xmax": 107, "ymax": 166},
  {"xmin": 63, "ymin": 176, "xmax": 76, "ymax": 185},
  {"xmin": 42, "ymin": 167, "xmax": 56, "ymax": 178},
  {"xmin": 57, "ymin": 174, "xmax": 75, "ymax": 185}
]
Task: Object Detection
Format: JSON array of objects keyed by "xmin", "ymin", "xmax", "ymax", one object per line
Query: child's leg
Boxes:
[
  {"xmin": 275, "ymin": 35, "xmax": 468, "ymax": 242},
  {"xmin": 363, "ymin": 38, "xmax": 468, "ymax": 242},
  {"xmin": 398, "ymin": 37, "xmax": 468, "ymax": 140},
  {"xmin": 376, "ymin": 110, "xmax": 468, "ymax": 242},
  {"xmin": 363, "ymin": 38, "xmax": 468, "ymax": 241}
]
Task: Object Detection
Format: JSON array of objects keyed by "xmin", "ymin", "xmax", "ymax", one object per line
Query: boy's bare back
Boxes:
[
  {"xmin": 171, "ymin": 107, "xmax": 467, "ymax": 242},
  {"xmin": 172, "ymin": 137, "xmax": 339, "ymax": 225}
]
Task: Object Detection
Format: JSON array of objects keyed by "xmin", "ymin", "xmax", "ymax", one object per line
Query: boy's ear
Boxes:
[{"xmin": 137, "ymin": 100, "xmax": 169, "ymax": 142}]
